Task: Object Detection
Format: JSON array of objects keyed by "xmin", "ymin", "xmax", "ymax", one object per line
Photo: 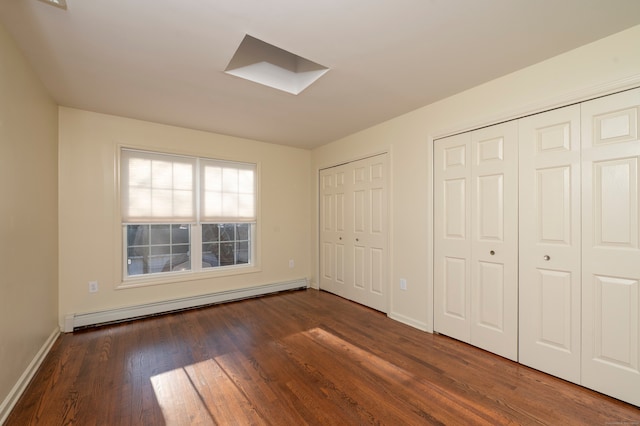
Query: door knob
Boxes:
[
  {"xmin": 489, "ymin": 250, "xmax": 495, "ymax": 255},
  {"xmin": 543, "ymin": 255, "xmax": 550, "ymax": 261},
  {"xmin": 356, "ymin": 238, "xmax": 359, "ymax": 242},
  {"xmin": 339, "ymin": 237, "xmax": 342, "ymax": 240}
]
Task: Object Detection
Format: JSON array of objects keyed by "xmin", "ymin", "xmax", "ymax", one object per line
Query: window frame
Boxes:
[{"xmin": 118, "ymin": 147, "xmax": 260, "ymax": 287}]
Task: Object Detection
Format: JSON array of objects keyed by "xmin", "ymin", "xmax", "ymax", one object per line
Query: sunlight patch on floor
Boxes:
[
  {"xmin": 150, "ymin": 358, "xmax": 263, "ymax": 425},
  {"xmin": 149, "ymin": 327, "xmax": 494, "ymax": 425}
]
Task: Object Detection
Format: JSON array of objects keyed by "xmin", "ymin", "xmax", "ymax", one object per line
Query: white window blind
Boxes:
[
  {"xmin": 121, "ymin": 149, "xmax": 197, "ymax": 223},
  {"xmin": 121, "ymin": 149, "xmax": 256, "ymax": 224},
  {"xmin": 200, "ymin": 159, "xmax": 256, "ymax": 222}
]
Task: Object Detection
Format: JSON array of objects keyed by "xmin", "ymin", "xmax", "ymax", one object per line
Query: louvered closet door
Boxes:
[
  {"xmin": 581, "ymin": 88, "xmax": 640, "ymax": 406},
  {"xmin": 518, "ymin": 105, "xmax": 582, "ymax": 383},
  {"xmin": 434, "ymin": 122, "xmax": 518, "ymax": 361},
  {"xmin": 320, "ymin": 154, "xmax": 389, "ymax": 312}
]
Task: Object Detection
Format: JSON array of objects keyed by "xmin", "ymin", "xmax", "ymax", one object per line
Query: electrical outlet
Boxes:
[
  {"xmin": 89, "ymin": 281, "xmax": 99, "ymax": 293},
  {"xmin": 400, "ymin": 278, "xmax": 407, "ymax": 290},
  {"xmin": 289, "ymin": 259, "xmax": 295, "ymax": 268}
]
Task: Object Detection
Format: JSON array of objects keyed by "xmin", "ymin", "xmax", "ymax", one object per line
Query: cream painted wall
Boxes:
[
  {"xmin": 0, "ymin": 24, "xmax": 58, "ymax": 408},
  {"xmin": 58, "ymin": 108, "xmax": 311, "ymax": 327},
  {"xmin": 311, "ymin": 24, "xmax": 640, "ymax": 332}
]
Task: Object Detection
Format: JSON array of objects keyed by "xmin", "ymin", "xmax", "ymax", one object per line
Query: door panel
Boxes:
[
  {"xmin": 477, "ymin": 174, "xmax": 504, "ymax": 241},
  {"xmin": 435, "ymin": 133, "xmax": 472, "ymax": 343},
  {"xmin": 592, "ymin": 275, "xmax": 638, "ymax": 370},
  {"xmin": 370, "ymin": 248, "xmax": 384, "ymax": 294},
  {"xmin": 537, "ymin": 269, "xmax": 572, "ymax": 350},
  {"xmin": 444, "ymin": 256, "xmax": 467, "ymax": 320},
  {"xmin": 582, "ymin": 88, "xmax": 640, "ymax": 406},
  {"xmin": 519, "ymin": 104, "xmax": 581, "ymax": 383},
  {"xmin": 445, "ymin": 178, "xmax": 467, "ymax": 239},
  {"xmin": 470, "ymin": 122, "xmax": 518, "ymax": 361},
  {"xmin": 320, "ymin": 166, "xmax": 348, "ymax": 298},
  {"xmin": 349, "ymin": 155, "xmax": 388, "ymax": 311},
  {"xmin": 476, "ymin": 261, "xmax": 504, "ymax": 332},
  {"xmin": 537, "ymin": 166, "xmax": 571, "ymax": 244},
  {"xmin": 593, "ymin": 158, "xmax": 638, "ymax": 248},
  {"xmin": 335, "ymin": 244, "xmax": 344, "ymax": 285}
]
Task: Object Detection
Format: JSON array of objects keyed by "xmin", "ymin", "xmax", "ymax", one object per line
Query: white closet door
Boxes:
[
  {"xmin": 519, "ymin": 105, "xmax": 582, "ymax": 383},
  {"xmin": 348, "ymin": 155, "xmax": 388, "ymax": 312},
  {"xmin": 320, "ymin": 165, "xmax": 348, "ymax": 299},
  {"xmin": 434, "ymin": 122, "xmax": 518, "ymax": 361},
  {"xmin": 320, "ymin": 154, "xmax": 388, "ymax": 313},
  {"xmin": 581, "ymin": 88, "xmax": 640, "ymax": 407},
  {"xmin": 434, "ymin": 133, "xmax": 472, "ymax": 343},
  {"xmin": 469, "ymin": 122, "xmax": 519, "ymax": 361}
]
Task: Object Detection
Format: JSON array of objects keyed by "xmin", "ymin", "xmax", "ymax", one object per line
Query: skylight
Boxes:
[
  {"xmin": 37, "ymin": 0, "xmax": 67, "ymax": 9},
  {"xmin": 225, "ymin": 35, "xmax": 329, "ymax": 95}
]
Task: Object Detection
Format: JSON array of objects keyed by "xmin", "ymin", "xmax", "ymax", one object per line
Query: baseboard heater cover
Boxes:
[{"xmin": 65, "ymin": 278, "xmax": 308, "ymax": 332}]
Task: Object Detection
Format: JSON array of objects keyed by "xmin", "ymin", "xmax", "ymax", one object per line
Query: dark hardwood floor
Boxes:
[{"xmin": 7, "ymin": 289, "xmax": 640, "ymax": 425}]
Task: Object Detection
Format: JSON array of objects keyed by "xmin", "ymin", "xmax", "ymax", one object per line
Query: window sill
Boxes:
[{"xmin": 116, "ymin": 264, "xmax": 261, "ymax": 290}]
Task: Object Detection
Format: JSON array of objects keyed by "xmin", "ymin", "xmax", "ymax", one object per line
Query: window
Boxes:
[{"xmin": 121, "ymin": 148, "xmax": 256, "ymax": 279}]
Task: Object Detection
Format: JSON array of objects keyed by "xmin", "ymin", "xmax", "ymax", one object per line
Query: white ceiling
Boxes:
[{"xmin": 2, "ymin": 1, "xmax": 640, "ymax": 149}]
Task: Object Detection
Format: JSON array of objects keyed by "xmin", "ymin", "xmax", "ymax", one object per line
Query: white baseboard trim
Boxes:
[
  {"xmin": 66, "ymin": 278, "xmax": 309, "ymax": 331},
  {"xmin": 388, "ymin": 311, "xmax": 431, "ymax": 333},
  {"xmin": 0, "ymin": 327, "xmax": 60, "ymax": 425}
]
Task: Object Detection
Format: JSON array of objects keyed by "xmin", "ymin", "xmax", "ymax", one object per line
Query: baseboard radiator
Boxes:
[{"xmin": 64, "ymin": 278, "xmax": 308, "ymax": 332}]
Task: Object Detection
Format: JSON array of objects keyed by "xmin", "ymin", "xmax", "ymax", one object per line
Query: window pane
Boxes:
[
  {"xmin": 220, "ymin": 242, "xmax": 235, "ymax": 266},
  {"xmin": 238, "ymin": 194, "xmax": 254, "ymax": 218},
  {"xmin": 173, "ymin": 244, "xmax": 189, "ymax": 254},
  {"xmin": 172, "ymin": 224, "xmax": 190, "ymax": 244},
  {"xmin": 202, "ymin": 224, "xmax": 219, "ymax": 242},
  {"xmin": 128, "ymin": 246, "xmax": 148, "ymax": 258},
  {"xmin": 173, "ymin": 163, "xmax": 194, "ymax": 190},
  {"xmin": 171, "ymin": 252, "xmax": 190, "ymax": 271},
  {"xmin": 150, "ymin": 225, "xmax": 170, "ymax": 245},
  {"xmin": 151, "ymin": 160, "xmax": 173, "ymax": 188},
  {"xmin": 148, "ymin": 254, "xmax": 170, "ymax": 273},
  {"xmin": 127, "ymin": 246, "xmax": 148, "ymax": 276},
  {"xmin": 236, "ymin": 241, "xmax": 249, "ymax": 264},
  {"xmin": 238, "ymin": 169, "xmax": 253, "ymax": 193},
  {"xmin": 128, "ymin": 188, "xmax": 152, "ymax": 217},
  {"xmin": 222, "ymin": 168, "xmax": 239, "ymax": 192},
  {"xmin": 236, "ymin": 224, "xmax": 249, "ymax": 240},
  {"xmin": 128, "ymin": 224, "xmax": 149, "ymax": 246},
  {"xmin": 219, "ymin": 224, "xmax": 235, "ymax": 241},
  {"xmin": 204, "ymin": 166, "xmax": 222, "ymax": 191},
  {"xmin": 150, "ymin": 245, "xmax": 170, "ymax": 255},
  {"xmin": 202, "ymin": 243, "xmax": 219, "ymax": 268},
  {"xmin": 128, "ymin": 158, "xmax": 151, "ymax": 186}
]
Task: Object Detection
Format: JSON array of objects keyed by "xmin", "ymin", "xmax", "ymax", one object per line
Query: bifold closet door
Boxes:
[
  {"xmin": 518, "ymin": 105, "xmax": 582, "ymax": 384},
  {"xmin": 581, "ymin": 88, "xmax": 640, "ymax": 406},
  {"xmin": 434, "ymin": 122, "xmax": 518, "ymax": 361},
  {"xmin": 320, "ymin": 164, "xmax": 348, "ymax": 300},
  {"xmin": 320, "ymin": 154, "xmax": 388, "ymax": 313},
  {"xmin": 434, "ymin": 132, "xmax": 472, "ymax": 342}
]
